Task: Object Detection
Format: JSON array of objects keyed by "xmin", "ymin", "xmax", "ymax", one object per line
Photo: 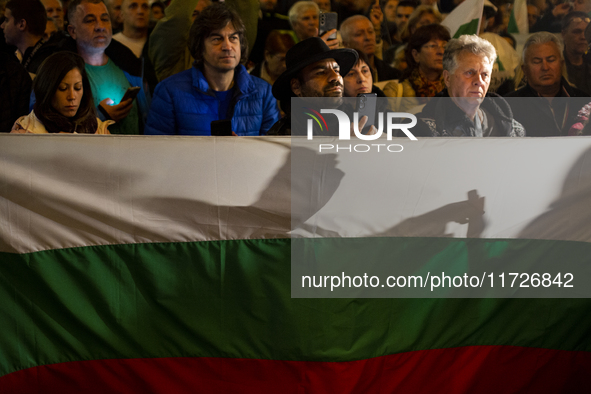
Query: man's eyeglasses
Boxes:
[{"xmin": 565, "ymin": 17, "xmax": 591, "ymax": 29}]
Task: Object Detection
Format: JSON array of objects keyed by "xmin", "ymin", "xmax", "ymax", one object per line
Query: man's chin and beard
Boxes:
[{"xmin": 299, "ymin": 81, "xmax": 344, "ymax": 107}]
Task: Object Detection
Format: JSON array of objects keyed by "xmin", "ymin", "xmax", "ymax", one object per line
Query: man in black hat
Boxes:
[{"xmin": 268, "ymin": 36, "xmax": 358, "ymax": 135}]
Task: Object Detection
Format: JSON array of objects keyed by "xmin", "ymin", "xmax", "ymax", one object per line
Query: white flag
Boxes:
[
  {"xmin": 441, "ymin": 0, "xmax": 485, "ymax": 38},
  {"xmin": 508, "ymin": 0, "xmax": 529, "ymax": 34}
]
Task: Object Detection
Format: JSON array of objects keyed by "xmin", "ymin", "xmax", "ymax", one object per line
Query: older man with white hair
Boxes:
[
  {"xmin": 505, "ymin": 32, "xmax": 588, "ymax": 137},
  {"xmin": 414, "ymin": 35, "xmax": 525, "ymax": 137},
  {"xmin": 289, "ymin": 1, "xmax": 319, "ymax": 42},
  {"xmin": 288, "ymin": 1, "xmax": 338, "ymax": 49}
]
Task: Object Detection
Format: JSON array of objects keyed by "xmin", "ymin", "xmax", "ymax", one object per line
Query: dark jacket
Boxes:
[
  {"xmin": 19, "ymin": 38, "xmax": 58, "ymax": 76},
  {"xmin": 0, "ymin": 53, "xmax": 32, "ymax": 133},
  {"xmin": 414, "ymin": 89, "xmax": 525, "ymax": 137},
  {"xmin": 564, "ymin": 51, "xmax": 591, "ymax": 95},
  {"xmin": 375, "ymin": 56, "xmax": 401, "ymax": 82},
  {"xmin": 505, "ymin": 79, "xmax": 589, "ymax": 136},
  {"xmin": 530, "ymin": 8, "xmax": 562, "ymax": 33},
  {"xmin": 249, "ymin": 13, "xmax": 291, "ymax": 64}
]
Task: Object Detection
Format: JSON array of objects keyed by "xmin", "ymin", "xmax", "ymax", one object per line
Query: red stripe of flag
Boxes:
[{"xmin": 1, "ymin": 346, "xmax": 589, "ymax": 393}]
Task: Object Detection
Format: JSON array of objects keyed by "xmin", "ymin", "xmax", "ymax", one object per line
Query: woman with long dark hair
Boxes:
[{"xmin": 12, "ymin": 52, "xmax": 111, "ymax": 134}]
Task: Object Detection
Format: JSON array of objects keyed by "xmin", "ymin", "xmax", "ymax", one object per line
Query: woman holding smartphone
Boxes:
[{"xmin": 11, "ymin": 52, "xmax": 112, "ymax": 134}]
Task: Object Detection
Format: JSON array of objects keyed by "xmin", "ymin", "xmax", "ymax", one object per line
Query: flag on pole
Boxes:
[
  {"xmin": 441, "ymin": 0, "xmax": 485, "ymax": 38},
  {"xmin": 508, "ymin": 0, "xmax": 529, "ymax": 34}
]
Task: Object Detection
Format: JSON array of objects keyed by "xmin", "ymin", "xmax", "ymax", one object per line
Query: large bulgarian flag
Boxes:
[
  {"xmin": 1, "ymin": 134, "xmax": 591, "ymax": 392},
  {"xmin": 441, "ymin": 0, "xmax": 485, "ymax": 38}
]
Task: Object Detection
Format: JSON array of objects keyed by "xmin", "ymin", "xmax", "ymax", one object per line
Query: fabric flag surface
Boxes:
[
  {"xmin": 1, "ymin": 135, "xmax": 590, "ymax": 393},
  {"xmin": 508, "ymin": 0, "xmax": 529, "ymax": 35},
  {"xmin": 441, "ymin": 0, "xmax": 484, "ymax": 38}
]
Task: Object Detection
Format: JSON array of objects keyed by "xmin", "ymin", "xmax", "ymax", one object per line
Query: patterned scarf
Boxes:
[{"xmin": 407, "ymin": 67, "xmax": 445, "ymax": 101}]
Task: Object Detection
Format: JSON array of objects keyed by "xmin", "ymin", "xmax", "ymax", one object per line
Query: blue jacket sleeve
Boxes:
[
  {"xmin": 145, "ymin": 82, "xmax": 176, "ymax": 135},
  {"xmin": 259, "ymin": 82, "xmax": 280, "ymax": 135}
]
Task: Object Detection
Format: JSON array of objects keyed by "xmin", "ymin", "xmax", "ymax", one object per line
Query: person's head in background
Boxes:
[
  {"xmin": 289, "ymin": 1, "xmax": 319, "ymax": 41},
  {"xmin": 400, "ymin": 5, "xmax": 441, "ymax": 42},
  {"xmin": 393, "ymin": 0, "xmax": 415, "ymax": 34},
  {"xmin": 150, "ymin": 1, "xmax": 164, "ymax": 22},
  {"xmin": 119, "ymin": 0, "xmax": 149, "ymax": 35},
  {"xmin": 104, "ymin": 0, "xmax": 122, "ymax": 31},
  {"xmin": 384, "ymin": 0, "xmax": 398, "ymax": 22},
  {"xmin": 33, "ymin": 51, "xmax": 98, "ymax": 132},
  {"xmin": 479, "ymin": 1, "xmax": 497, "ymax": 34},
  {"xmin": 562, "ymin": 11, "xmax": 590, "ymax": 58},
  {"xmin": 343, "ymin": 48, "xmax": 373, "ymax": 97},
  {"xmin": 341, "ymin": 15, "xmax": 376, "ymax": 58},
  {"xmin": 574, "ymin": 0, "xmax": 591, "ymax": 14},
  {"xmin": 260, "ymin": 0, "xmax": 277, "ymax": 13},
  {"xmin": 527, "ymin": 4, "xmax": 541, "ymax": 28},
  {"xmin": 44, "ymin": 16, "xmax": 58, "ymax": 40},
  {"xmin": 264, "ymin": 30, "xmax": 296, "ymax": 83},
  {"xmin": 404, "ymin": 24, "xmax": 450, "ymax": 82},
  {"xmin": 313, "ymin": 0, "xmax": 331, "ymax": 12},
  {"xmin": 1, "ymin": 0, "xmax": 47, "ymax": 54},
  {"xmin": 192, "ymin": 0, "xmax": 211, "ymax": 22},
  {"xmin": 41, "ymin": 0, "xmax": 64, "ymax": 30}
]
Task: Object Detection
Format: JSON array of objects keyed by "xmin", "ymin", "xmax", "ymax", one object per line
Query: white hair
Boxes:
[
  {"xmin": 522, "ymin": 31, "xmax": 564, "ymax": 63},
  {"xmin": 288, "ymin": 1, "xmax": 319, "ymax": 28},
  {"xmin": 340, "ymin": 15, "xmax": 371, "ymax": 46},
  {"xmin": 443, "ymin": 35, "xmax": 497, "ymax": 74}
]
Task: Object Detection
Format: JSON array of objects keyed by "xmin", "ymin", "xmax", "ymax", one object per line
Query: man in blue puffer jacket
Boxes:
[{"xmin": 145, "ymin": 2, "xmax": 279, "ymax": 136}]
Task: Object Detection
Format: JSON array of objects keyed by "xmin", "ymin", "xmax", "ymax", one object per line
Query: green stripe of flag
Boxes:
[
  {"xmin": 1, "ymin": 238, "xmax": 590, "ymax": 378},
  {"xmin": 508, "ymin": 12, "xmax": 519, "ymax": 34},
  {"xmin": 453, "ymin": 19, "xmax": 481, "ymax": 38}
]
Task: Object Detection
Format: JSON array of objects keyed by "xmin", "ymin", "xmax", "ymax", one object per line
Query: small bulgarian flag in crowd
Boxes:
[
  {"xmin": 441, "ymin": 0, "xmax": 485, "ymax": 37},
  {"xmin": 508, "ymin": 0, "xmax": 529, "ymax": 34}
]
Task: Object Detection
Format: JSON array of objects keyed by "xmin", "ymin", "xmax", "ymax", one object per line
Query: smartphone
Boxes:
[
  {"xmin": 319, "ymin": 12, "xmax": 338, "ymax": 40},
  {"xmin": 121, "ymin": 86, "xmax": 141, "ymax": 102},
  {"xmin": 210, "ymin": 119, "xmax": 233, "ymax": 136},
  {"xmin": 356, "ymin": 93, "xmax": 377, "ymax": 134}
]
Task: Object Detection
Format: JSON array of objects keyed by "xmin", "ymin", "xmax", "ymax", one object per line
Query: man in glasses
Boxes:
[{"xmin": 562, "ymin": 11, "xmax": 591, "ymax": 94}]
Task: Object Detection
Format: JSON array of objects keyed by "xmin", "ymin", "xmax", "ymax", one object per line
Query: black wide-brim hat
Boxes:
[{"xmin": 272, "ymin": 37, "xmax": 358, "ymax": 100}]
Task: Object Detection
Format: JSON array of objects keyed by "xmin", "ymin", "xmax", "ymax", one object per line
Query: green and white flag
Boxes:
[
  {"xmin": 508, "ymin": 0, "xmax": 529, "ymax": 34},
  {"xmin": 441, "ymin": 0, "xmax": 485, "ymax": 38}
]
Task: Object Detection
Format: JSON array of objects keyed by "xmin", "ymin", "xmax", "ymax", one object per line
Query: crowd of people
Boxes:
[{"xmin": 2, "ymin": 0, "xmax": 591, "ymax": 136}]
